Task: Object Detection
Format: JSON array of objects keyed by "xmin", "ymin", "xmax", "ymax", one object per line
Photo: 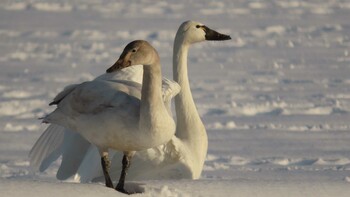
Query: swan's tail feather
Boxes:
[
  {"xmin": 29, "ymin": 124, "xmax": 65, "ymax": 172},
  {"xmin": 42, "ymin": 109, "xmax": 68, "ymax": 126},
  {"xmin": 56, "ymin": 132, "xmax": 91, "ymax": 180}
]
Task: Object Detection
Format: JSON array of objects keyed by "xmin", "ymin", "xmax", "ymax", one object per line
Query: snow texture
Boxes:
[{"xmin": 1, "ymin": 0, "xmax": 350, "ymax": 196}]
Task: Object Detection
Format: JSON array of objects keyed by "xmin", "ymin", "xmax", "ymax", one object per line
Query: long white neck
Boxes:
[
  {"xmin": 140, "ymin": 59, "xmax": 175, "ymax": 146},
  {"xmin": 173, "ymin": 35, "xmax": 208, "ymax": 170}
]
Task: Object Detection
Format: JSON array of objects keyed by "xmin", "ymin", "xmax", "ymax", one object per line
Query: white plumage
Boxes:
[
  {"xmin": 29, "ymin": 21, "xmax": 231, "ymax": 182},
  {"xmin": 35, "ymin": 40, "xmax": 180, "ymax": 193}
]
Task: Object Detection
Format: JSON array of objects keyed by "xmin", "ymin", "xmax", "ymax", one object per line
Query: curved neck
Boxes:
[{"xmin": 173, "ymin": 37, "xmax": 206, "ymax": 142}]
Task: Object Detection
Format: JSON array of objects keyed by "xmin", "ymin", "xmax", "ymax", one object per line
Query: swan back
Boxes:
[{"xmin": 95, "ymin": 65, "xmax": 143, "ymax": 84}]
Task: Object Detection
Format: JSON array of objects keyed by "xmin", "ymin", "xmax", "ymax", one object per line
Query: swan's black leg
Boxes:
[
  {"xmin": 101, "ymin": 155, "xmax": 114, "ymax": 188},
  {"xmin": 115, "ymin": 154, "xmax": 131, "ymax": 194}
]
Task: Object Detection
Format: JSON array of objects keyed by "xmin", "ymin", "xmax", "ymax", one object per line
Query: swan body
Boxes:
[
  {"xmin": 29, "ymin": 21, "xmax": 231, "ymax": 182},
  {"xmin": 29, "ymin": 67, "xmax": 180, "ymax": 179},
  {"xmin": 45, "ymin": 80, "xmax": 172, "ymax": 151},
  {"xmin": 40, "ymin": 40, "xmax": 177, "ymax": 193}
]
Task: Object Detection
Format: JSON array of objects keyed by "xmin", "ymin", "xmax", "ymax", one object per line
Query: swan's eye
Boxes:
[
  {"xmin": 131, "ymin": 49, "xmax": 137, "ymax": 53},
  {"xmin": 196, "ymin": 25, "xmax": 201, "ymax": 28}
]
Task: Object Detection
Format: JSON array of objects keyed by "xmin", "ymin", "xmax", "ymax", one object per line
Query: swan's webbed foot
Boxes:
[{"xmin": 101, "ymin": 155, "xmax": 113, "ymax": 188}]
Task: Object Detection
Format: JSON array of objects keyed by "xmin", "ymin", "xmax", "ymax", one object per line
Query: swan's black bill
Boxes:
[{"xmin": 204, "ymin": 26, "xmax": 231, "ymax": 41}]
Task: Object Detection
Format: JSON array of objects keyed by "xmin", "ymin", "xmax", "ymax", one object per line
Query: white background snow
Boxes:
[{"xmin": 0, "ymin": 0, "xmax": 350, "ymax": 196}]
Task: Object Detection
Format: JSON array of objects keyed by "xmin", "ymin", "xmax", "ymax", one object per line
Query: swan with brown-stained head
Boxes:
[
  {"xmin": 30, "ymin": 20, "xmax": 231, "ymax": 184},
  {"xmin": 41, "ymin": 40, "xmax": 175, "ymax": 194}
]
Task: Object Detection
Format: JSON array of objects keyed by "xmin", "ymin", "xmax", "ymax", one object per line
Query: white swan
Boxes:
[
  {"xmin": 29, "ymin": 21, "xmax": 231, "ymax": 181},
  {"xmin": 40, "ymin": 40, "xmax": 176, "ymax": 193}
]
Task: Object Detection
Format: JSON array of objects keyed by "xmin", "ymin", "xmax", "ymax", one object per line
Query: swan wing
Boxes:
[
  {"xmin": 32, "ymin": 68, "xmax": 179, "ymax": 179},
  {"xmin": 161, "ymin": 78, "xmax": 180, "ymax": 115},
  {"xmin": 28, "ymin": 125, "xmax": 96, "ymax": 178},
  {"xmin": 49, "ymin": 84, "xmax": 79, "ymax": 105},
  {"xmin": 95, "ymin": 65, "xmax": 143, "ymax": 84},
  {"xmin": 29, "ymin": 124, "xmax": 65, "ymax": 172},
  {"xmin": 29, "ymin": 125, "xmax": 97, "ymax": 180},
  {"xmin": 74, "ymin": 146, "xmax": 114, "ymax": 182},
  {"xmin": 55, "ymin": 80, "xmax": 141, "ymax": 116},
  {"xmin": 162, "ymin": 78, "xmax": 180, "ymax": 102},
  {"xmin": 56, "ymin": 130, "xmax": 91, "ymax": 180},
  {"xmin": 95, "ymin": 66, "xmax": 180, "ymax": 104},
  {"xmin": 30, "ymin": 72, "xmax": 142, "ymax": 175},
  {"xmin": 49, "ymin": 65, "xmax": 142, "ymax": 106}
]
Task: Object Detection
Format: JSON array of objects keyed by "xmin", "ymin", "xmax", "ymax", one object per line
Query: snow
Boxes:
[
  {"xmin": 1, "ymin": 179, "xmax": 349, "ymax": 197},
  {"xmin": 1, "ymin": 0, "xmax": 350, "ymax": 196}
]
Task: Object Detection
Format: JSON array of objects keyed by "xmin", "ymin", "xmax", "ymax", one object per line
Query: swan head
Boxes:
[
  {"xmin": 177, "ymin": 20, "xmax": 231, "ymax": 44},
  {"xmin": 107, "ymin": 40, "xmax": 158, "ymax": 73}
]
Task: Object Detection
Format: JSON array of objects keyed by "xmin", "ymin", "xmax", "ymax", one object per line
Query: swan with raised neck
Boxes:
[
  {"xmin": 29, "ymin": 21, "xmax": 231, "ymax": 182},
  {"xmin": 172, "ymin": 21, "xmax": 231, "ymax": 177}
]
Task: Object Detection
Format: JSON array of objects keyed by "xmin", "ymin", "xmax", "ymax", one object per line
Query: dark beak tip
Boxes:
[
  {"xmin": 205, "ymin": 30, "xmax": 232, "ymax": 41},
  {"xmin": 213, "ymin": 34, "xmax": 232, "ymax": 41},
  {"xmin": 224, "ymin": 35, "xmax": 232, "ymax": 40}
]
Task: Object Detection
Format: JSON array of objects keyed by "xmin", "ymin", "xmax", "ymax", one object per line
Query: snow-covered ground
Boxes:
[{"xmin": 1, "ymin": 0, "xmax": 350, "ymax": 196}]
